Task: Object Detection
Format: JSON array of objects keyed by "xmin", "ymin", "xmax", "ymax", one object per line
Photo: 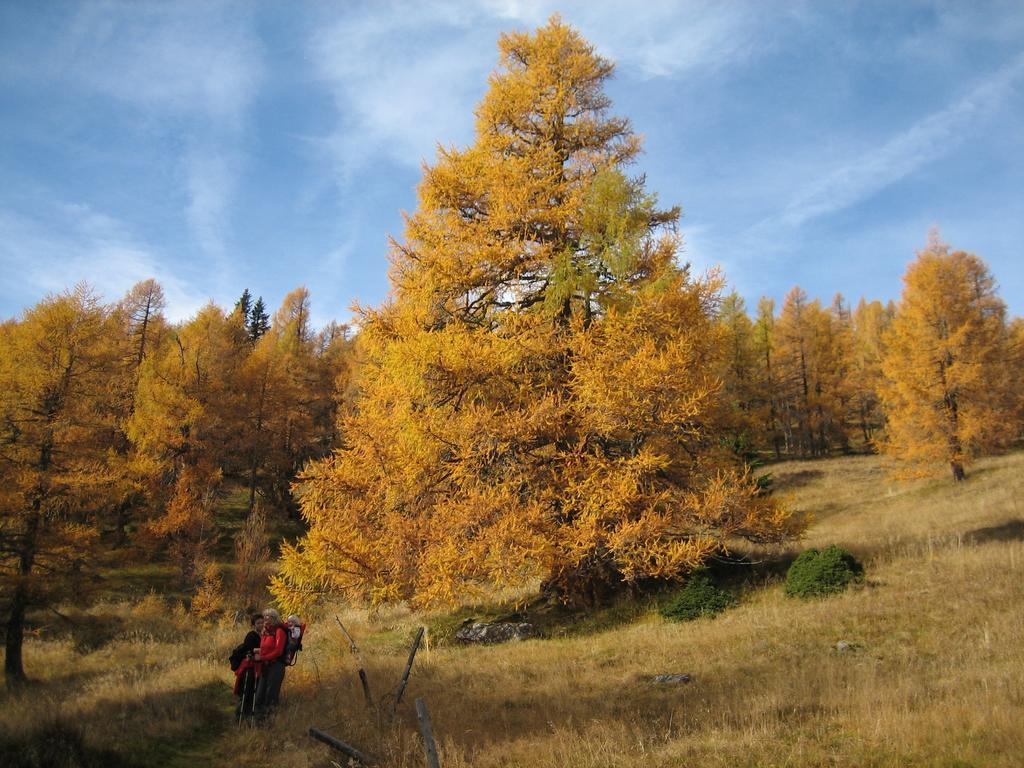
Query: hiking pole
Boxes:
[
  {"xmin": 335, "ymin": 615, "xmax": 373, "ymax": 707},
  {"xmin": 237, "ymin": 666, "xmax": 253, "ymax": 728},
  {"xmin": 390, "ymin": 626, "xmax": 424, "ymax": 719},
  {"xmin": 241, "ymin": 653, "xmax": 258, "ymax": 728}
]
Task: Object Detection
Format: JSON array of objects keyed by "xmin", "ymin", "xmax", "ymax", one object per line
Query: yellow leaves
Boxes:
[
  {"xmin": 880, "ymin": 236, "xmax": 1014, "ymax": 478},
  {"xmin": 570, "ymin": 274, "xmax": 722, "ymax": 439},
  {"xmin": 190, "ymin": 563, "xmax": 225, "ymax": 620},
  {"xmin": 273, "ymin": 18, "xmax": 802, "ymax": 611}
]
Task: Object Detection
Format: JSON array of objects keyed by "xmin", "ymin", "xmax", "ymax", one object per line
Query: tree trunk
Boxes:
[
  {"xmin": 5, "ymin": 507, "xmax": 41, "ymax": 686},
  {"xmin": 541, "ymin": 552, "xmax": 620, "ymax": 609},
  {"xmin": 4, "ymin": 584, "xmax": 29, "ymax": 685},
  {"xmin": 113, "ymin": 495, "xmax": 131, "ymax": 547},
  {"xmin": 950, "ymin": 461, "xmax": 966, "ymax": 483}
]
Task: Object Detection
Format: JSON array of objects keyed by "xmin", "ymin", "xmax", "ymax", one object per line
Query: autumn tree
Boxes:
[
  {"xmin": 849, "ymin": 298, "xmax": 892, "ymax": 446},
  {"xmin": 128, "ymin": 303, "xmax": 248, "ymax": 585},
  {"xmin": 753, "ymin": 297, "xmax": 783, "ymax": 458},
  {"xmin": 119, "ymin": 279, "xmax": 167, "ymax": 370},
  {"xmin": 273, "ymin": 19, "xmax": 801, "ymax": 611},
  {"xmin": 0, "ymin": 287, "xmax": 120, "ymax": 683},
  {"xmin": 238, "ymin": 288, "xmax": 346, "ymax": 518},
  {"xmin": 102, "ymin": 279, "xmax": 170, "ymax": 545},
  {"xmin": 819, "ymin": 294, "xmax": 854, "ymax": 453},
  {"xmin": 772, "ymin": 288, "xmax": 852, "ymax": 457},
  {"xmin": 880, "ymin": 233, "xmax": 1013, "ymax": 481},
  {"xmin": 1009, "ymin": 317, "xmax": 1024, "ymax": 438},
  {"xmin": 718, "ymin": 292, "xmax": 767, "ymax": 455},
  {"xmin": 774, "ymin": 287, "xmax": 818, "ymax": 455}
]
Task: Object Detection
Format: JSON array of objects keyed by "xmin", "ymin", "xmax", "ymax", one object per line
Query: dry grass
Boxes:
[{"xmin": 4, "ymin": 451, "xmax": 1024, "ymax": 767}]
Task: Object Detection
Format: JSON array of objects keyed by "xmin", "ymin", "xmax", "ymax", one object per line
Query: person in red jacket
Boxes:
[{"xmin": 253, "ymin": 608, "xmax": 288, "ymax": 720}]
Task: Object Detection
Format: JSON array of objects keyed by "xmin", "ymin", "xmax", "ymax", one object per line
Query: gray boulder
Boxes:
[{"xmin": 455, "ymin": 620, "xmax": 536, "ymax": 644}]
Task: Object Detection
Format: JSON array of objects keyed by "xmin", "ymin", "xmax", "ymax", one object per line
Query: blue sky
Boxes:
[{"xmin": 1, "ymin": 1, "xmax": 1022, "ymax": 326}]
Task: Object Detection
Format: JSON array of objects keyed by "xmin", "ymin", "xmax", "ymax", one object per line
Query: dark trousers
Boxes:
[
  {"xmin": 254, "ymin": 661, "xmax": 286, "ymax": 716},
  {"xmin": 236, "ymin": 668, "xmax": 257, "ymax": 718}
]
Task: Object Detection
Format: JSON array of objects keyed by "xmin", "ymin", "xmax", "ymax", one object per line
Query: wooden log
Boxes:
[
  {"xmin": 308, "ymin": 727, "xmax": 378, "ymax": 765},
  {"xmin": 335, "ymin": 615, "xmax": 374, "ymax": 706},
  {"xmin": 415, "ymin": 697, "xmax": 441, "ymax": 768},
  {"xmin": 391, "ymin": 626, "xmax": 425, "ymax": 716}
]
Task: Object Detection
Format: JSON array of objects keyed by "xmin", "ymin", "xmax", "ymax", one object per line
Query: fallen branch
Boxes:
[
  {"xmin": 308, "ymin": 727, "xmax": 378, "ymax": 766},
  {"xmin": 391, "ymin": 626, "xmax": 425, "ymax": 717}
]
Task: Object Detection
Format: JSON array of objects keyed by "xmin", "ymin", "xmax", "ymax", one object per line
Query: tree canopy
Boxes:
[{"xmin": 273, "ymin": 18, "xmax": 802, "ymax": 611}]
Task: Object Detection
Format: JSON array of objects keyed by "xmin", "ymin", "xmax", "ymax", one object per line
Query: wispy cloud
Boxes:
[
  {"xmin": 0, "ymin": 204, "xmax": 208, "ymax": 322},
  {"xmin": 779, "ymin": 51, "xmax": 1024, "ymax": 228},
  {"xmin": 3, "ymin": 2, "xmax": 265, "ymax": 264},
  {"xmin": 308, "ymin": 1, "xmax": 774, "ymax": 180},
  {"xmin": 183, "ymin": 145, "xmax": 237, "ymax": 268},
  {"xmin": 57, "ymin": 3, "xmax": 261, "ymax": 128}
]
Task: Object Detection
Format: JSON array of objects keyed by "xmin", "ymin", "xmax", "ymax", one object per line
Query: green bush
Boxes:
[
  {"xmin": 660, "ymin": 572, "xmax": 736, "ymax": 622},
  {"xmin": 785, "ymin": 545, "xmax": 864, "ymax": 598}
]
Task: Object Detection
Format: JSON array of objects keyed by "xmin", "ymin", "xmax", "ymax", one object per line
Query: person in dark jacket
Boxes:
[
  {"xmin": 232, "ymin": 613, "xmax": 264, "ymax": 719},
  {"xmin": 253, "ymin": 608, "xmax": 288, "ymax": 720}
]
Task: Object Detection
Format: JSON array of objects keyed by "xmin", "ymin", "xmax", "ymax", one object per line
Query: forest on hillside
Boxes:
[{"xmin": 2, "ymin": 18, "xmax": 1023, "ymax": 691}]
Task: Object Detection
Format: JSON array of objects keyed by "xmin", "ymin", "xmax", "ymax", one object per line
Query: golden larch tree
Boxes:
[
  {"xmin": 849, "ymin": 298, "xmax": 892, "ymax": 446},
  {"xmin": 273, "ymin": 18, "xmax": 801, "ymax": 611},
  {"xmin": 718, "ymin": 292, "xmax": 768, "ymax": 455},
  {"xmin": 128, "ymin": 302, "xmax": 248, "ymax": 585},
  {"xmin": 238, "ymin": 287, "xmax": 346, "ymax": 519},
  {"xmin": 753, "ymin": 297, "xmax": 784, "ymax": 459},
  {"xmin": 880, "ymin": 233, "xmax": 1013, "ymax": 481},
  {"xmin": 0, "ymin": 287, "xmax": 120, "ymax": 683}
]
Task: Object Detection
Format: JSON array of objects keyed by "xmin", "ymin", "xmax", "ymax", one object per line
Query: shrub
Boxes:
[
  {"xmin": 660, "ymin": 572, "xmax": 736, "ymax": 622},
  {"xmin": 785, "ymin": 545, "xmax": 864, "ymax": 598},
  {"xmin": 191, "ymin": 563, "xmax": 225, "ymax": 619}
]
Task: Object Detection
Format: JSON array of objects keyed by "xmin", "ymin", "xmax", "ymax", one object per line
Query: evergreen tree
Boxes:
[
  {"xmin": 235, "ymin": 288, "xmax": 253, "ymax": 320},
  {"xmin": 248, "ymin": 297, "xmax": 270, "ymax": 343}
]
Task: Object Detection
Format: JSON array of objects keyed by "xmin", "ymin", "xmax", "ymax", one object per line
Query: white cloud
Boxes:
[
  {"xmin": 183, "ymin": 146, "xmax": 237, "ymax": 265},
  {"xmin": 308, "ymin": 1, "xmax": 776, "ymax": 180},
  {"xmin": 0, "ymin": 204, "xmax": 209, "ymax": 323},
  {"xmin": 779, "ymin": 51, "xmax": 1024, "ymax": 228}
]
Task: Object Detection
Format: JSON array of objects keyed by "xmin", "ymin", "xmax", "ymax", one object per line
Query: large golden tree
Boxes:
[
  {"xmin": 0, "ymin": 288, "xmax": 120, "ymax": 683},
  {"xmin": 880, "ymin": 233, "xmax": 1013, "ymax": 481},
  {"xmin": 274, "ymin": 19, "xmax": 800, "ymax": 610}
]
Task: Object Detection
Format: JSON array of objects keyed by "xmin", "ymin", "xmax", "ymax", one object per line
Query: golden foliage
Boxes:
[
  {"xmin": 880, "ymin": 232, "xmax": 1014, "ymax": 480},
  {"xmin": 190, "ymin": 562, "xmax": 225, "ymax": 619},
  {"xmin": 0, "ymin": 286, "xmax": 119, "ymax": 679},
  {"xmin": 274, "ymin": 18, "xmax": 800, "ymax": 612}
]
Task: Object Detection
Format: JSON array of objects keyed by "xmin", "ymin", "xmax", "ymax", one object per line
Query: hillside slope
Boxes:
[{"xmin": 3, "ymin": 452, "xmax": 1022, "ymax": 767}]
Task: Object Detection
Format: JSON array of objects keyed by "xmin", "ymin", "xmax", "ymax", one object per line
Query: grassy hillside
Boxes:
[{"xmin": 3, "ymin": 452, "xmax": 1023, "ymax": 767}]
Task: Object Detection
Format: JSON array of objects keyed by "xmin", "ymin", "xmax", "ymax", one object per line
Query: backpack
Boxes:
[
  {"xmin": 229, "ymin": 643, "xmax": 246, "ymax": 672},
  {"xmin": 282, "ymin": 622, "xmax": 305, "ymax": 666},
  {"xmin": 229, "ymin": 630, "xmax": 260, "ymax": 671}
]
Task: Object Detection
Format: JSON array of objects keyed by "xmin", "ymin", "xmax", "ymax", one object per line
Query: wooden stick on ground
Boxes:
[
  {"xmin": 390, "ymin": 626, "xmax": 425, "ymax": 717},
  {"xmin": 309, "ymin": 727, "xmax": 378, "ymax": 766},
  {"xmin": 415, "ymin": 697, "xmax": 441, "ymax": 768},
  {"xmin": 335, "ymin": 615, "xmax": 374, "ymax": 707}
]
